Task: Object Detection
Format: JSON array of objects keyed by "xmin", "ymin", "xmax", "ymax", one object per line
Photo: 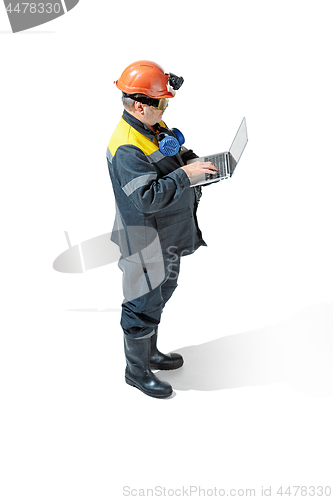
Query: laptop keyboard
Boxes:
[{"xmin": 204, "ymin": 153, "xmax": 228, "ymax": 180}]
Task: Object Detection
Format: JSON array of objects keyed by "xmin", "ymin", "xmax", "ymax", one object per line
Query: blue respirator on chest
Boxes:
[{"xmin": 156, "ymin": 127, "xmax": 185, "ymax": 156}]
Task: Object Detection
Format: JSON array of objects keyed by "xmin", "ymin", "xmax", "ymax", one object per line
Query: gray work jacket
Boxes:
[{"xmin": 106, "ymin": 110, "xmax": 206, "ymax": 264}]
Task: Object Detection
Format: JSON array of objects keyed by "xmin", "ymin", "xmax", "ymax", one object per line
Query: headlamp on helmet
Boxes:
[{"xmin": 168, "ymin": 73, "xmax": 184, "ymax": 91}]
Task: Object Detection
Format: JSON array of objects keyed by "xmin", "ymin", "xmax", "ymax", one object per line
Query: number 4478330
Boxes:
[{"xmin": 5, "ymin": 3, "xmax": 61, "ymax": 14}]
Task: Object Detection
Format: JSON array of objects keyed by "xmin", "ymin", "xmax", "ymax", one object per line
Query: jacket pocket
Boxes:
[{"xmin": 155, "ymin": 206, "xmax": 193, "ymax": 254}]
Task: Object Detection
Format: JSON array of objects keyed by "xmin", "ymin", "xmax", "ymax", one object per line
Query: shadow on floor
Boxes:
[{"xmin": 156, "ymin": 303, "xmax": 333, "ymax": 398}]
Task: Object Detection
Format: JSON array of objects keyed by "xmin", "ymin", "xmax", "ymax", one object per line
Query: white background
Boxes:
[{"xmin": 1, "ymin": 1, "xmax": 333, "ymax": 499}]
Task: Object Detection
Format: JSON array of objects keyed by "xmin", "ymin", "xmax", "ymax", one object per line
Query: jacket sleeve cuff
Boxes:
[{"xmin": 171, "ymin": 167, "xmax": 191, "ymax": 189}]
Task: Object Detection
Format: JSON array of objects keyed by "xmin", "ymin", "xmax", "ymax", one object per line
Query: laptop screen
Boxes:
[{"xmin": 229, "ymin": 118, "xmax": 248, "ymax": 170}]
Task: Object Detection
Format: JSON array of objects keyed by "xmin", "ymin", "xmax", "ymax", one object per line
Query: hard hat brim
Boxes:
[{"xmin": 115, "ymin": 79, "xmax": 175, "ymax": 99}]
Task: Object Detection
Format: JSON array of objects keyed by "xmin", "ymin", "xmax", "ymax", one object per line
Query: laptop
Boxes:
[{"xmin": 187, "ymin": 117, "xmax": 248, "ymax": 187}]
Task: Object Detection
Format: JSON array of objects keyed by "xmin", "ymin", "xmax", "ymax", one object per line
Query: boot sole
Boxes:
[
  {"xmin": 150, "ymin": 359, "xmax": 184, "ymax": 371},
  {"xmin": 125, "ymin": 376, "xmax": 173, "ymax": 399}
]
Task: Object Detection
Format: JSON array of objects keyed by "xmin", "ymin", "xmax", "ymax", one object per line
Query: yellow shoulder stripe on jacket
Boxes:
[{"xmin": 108, "ymin": 117, "xmax": 159, "ymax": 157}]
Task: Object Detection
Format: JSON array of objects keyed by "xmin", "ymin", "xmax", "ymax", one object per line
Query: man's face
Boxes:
[{"xmin": 142, "ymin": 105, "xmax": 165, "ymax": 126}]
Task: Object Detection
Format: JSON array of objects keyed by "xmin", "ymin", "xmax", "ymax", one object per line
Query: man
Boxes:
[{"xmin": 106, "ymin": 60, "xmax": 217, "ymax": 398}]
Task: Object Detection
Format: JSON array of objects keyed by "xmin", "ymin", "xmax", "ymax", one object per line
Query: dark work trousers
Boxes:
[{"xmin": 118, "ymin": 254, "xmax": 180, "ymax": 339}]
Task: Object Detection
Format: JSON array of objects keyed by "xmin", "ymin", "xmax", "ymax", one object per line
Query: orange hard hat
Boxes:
[{"xmin": 115, "ymin": 60, "xmax": 177, "ymax": 99}]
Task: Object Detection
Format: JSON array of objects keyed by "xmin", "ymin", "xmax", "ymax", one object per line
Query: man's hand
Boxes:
[{"xmin": 181, "ymin": 162, "xmax": 218, "ymax": 179}]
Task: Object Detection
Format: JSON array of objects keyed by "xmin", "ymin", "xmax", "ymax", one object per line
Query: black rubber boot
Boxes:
[
  {"xmin": 124, "ymin": 335, "xmax": 173, "ymax": 398},
  {"xmin": 149, "ymin": 329, "xmax": 184, "ymax": 370}
]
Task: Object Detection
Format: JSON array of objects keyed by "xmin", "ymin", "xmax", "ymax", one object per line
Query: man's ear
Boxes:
[{"xmin": 134, "ymin": 101, "xmax": 145, "ymax": 115}]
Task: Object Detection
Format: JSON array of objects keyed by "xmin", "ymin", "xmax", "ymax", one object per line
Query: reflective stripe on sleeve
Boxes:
[
  {"xmin": 122, "ymin": 173, "xmax": 157, "ymax": 197},
  {"xmin": 106, "ymin": 147, "xmax": 113, "ymax": 163},
  {"xmin": 146, "ymin": 150, "xmax": 165, "ymax": 163}
]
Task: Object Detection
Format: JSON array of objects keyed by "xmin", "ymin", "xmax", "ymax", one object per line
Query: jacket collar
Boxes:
[{"xmin": 122, "ymin": 109, "xmax": 156, "ymax": 142}]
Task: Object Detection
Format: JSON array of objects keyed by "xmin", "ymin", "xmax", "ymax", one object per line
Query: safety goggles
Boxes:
[
  {"xmin": 123, "ymin": 93, "xmax": 169, "ymax": 111},
  {"xmin": 152, "ymin": 98, "xmax": 169, "ymax": 111}
]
